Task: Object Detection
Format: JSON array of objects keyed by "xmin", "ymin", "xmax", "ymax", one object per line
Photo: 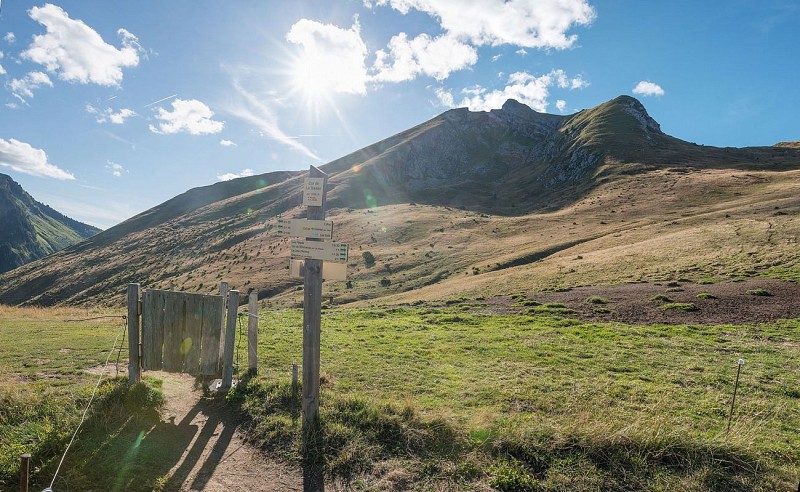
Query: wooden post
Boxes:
[
  {"xmin": 221, "ymin": 290, "xmax": 239, "ymax": 391},
  {"xmin": 127, "ymin": 283, "xmax": 141, "ymax": 384},
  {"xmin": 248, "ymin": 290, "xmax": 258, "ymax": 375},
  {"xmin": 303, "ymin": 166, "xmax": 327, "ymax": 431},
  {"xmin": 217, "ymin": 281, "xmax": 229, "ymax": 374},
  {"xmin": 19, "ymin": 453, "xmax": 30, "ymax": 492}
]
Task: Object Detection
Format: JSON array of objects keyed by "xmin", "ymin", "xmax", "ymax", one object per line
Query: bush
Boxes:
[{"xmin": 362, "ymin": 251, "xmax": 376, "ymax": 267}]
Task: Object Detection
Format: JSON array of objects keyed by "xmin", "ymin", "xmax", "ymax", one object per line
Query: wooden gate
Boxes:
[{"xmin": 140, "ymin": 289, "xmax": 225, "ymax": 376}]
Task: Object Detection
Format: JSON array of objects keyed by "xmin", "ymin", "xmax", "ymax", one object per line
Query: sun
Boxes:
[{"xmin": 291, "ymin": 51, "xmax": 338, "ymax": 101}]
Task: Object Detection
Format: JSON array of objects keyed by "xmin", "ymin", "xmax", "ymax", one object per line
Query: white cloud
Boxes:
[
  {"xmin": 0, "ymin": 138, "xmax": 75, "ymax": 180},
  {"xmin": 8, "ymin": 71, "xmax": 53, "ymax": 101},
  {"xmin": 632, "ymin": 80, "xmax": 665, "ymax": 96},
  {"xmin": 0, "ymin": 51, "xmax": 4, "ymax": 75},
  {"xmin": 220, "ymin": 139, "xmax": 237, "ymax": 147},
  {"xmin": 438, "ymin": 69, "xmax": 585, "ymax": 112},
  {"xmin": 371, "ymin": 0, "xmax": 596, "ymax": 49},
  {"xmin": 491, "ymin": 54, "xmax": 502, "ymax": 62},
  {"xmin": 22, "ymin": 4, "xmax": 142, "ymax": 86},
  {"xmin": 86, "ymin": 104, "xmax": 136, "ymax": 124},
  {"xmin": 372, "ymin": 32, "xmax": 477, "ymax": 82},
  {"xmin": 105, "ymin": 160, "xmax": 126, "ymax": 177},
  {"xmin": 434, "ymin": 87, "xmax": 454, "ymax": 107},
  {"xmin": 286, "ymin": 18, "xmax": 368, "ymax": 94},
  {"xmin": 516, "ymin": 48, "xmax": 528, "ymax": 56},
  {"xmin": 149, "ymin": 99, "xmax": 224, "ymax": 135},
  {"xmin": 556, "ymin": 99, "xmax": 567, "ymax": 112},
  {"xmin": 3, "ymin": 32, "xmax": 15, "ymax": 43},
  {"xmin": 217, "ymin": 168, "xmax": 255, "ymax": 181}
]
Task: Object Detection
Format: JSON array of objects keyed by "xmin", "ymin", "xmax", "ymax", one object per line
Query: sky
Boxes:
[{"xmin": 0, "ymin": 0, "xmax": 798, "ymax": 229}]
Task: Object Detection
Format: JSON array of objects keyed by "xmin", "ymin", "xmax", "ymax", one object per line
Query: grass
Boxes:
[
  {"xmin": 660, "ymin": 302, "xmax": 699, "ymax": 312},
  {"xmin": 585, "ymin": 296, "xmax": 609, "ymax": 305},
  {"xmin": 747, "ymin": 288, "xmax": 773, "ymax": 297},
  {"xmin": 2, "ymin": 304, "xmax": 799, "ymax": 490},
  {"xmin": 697, "ymin": 292, "xmax": 718, "ymax": 299},
  {"xmin": 650, "ymin": 294, "xmax": 674, "ymax": 303},
  {"xmin": 238, "ymin": 305, "xmax": 798, "ymax": 489}
]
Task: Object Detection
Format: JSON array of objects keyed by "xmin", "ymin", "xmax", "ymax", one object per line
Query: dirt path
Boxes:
[{"xmin": 153, "ymin": 371, "xmax": 302, "ymax": 492}]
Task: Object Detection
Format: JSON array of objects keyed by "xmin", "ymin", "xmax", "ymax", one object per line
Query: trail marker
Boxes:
[
  {"xmin": 290, "ymin": 239, "xmax": 348, "ymax": 263},
  {"xmin": 277, "ymin": 218, "xmax": 333, "ymax": 240},
  {"xmin": 290, "ymin": 259, "xmax": 347, "ymax": 281},
  {"xmin": 303, "ymin": 177, "xmax": 324, "ymax": 206}
]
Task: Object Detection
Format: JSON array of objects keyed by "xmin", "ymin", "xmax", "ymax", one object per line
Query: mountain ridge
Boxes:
[
  {"xmin": 0, "ymin": 173, "xmax": 101, "ymax": 274},
  {"xmin": 1, "ymin": 95, "xmax": 798, "ymax": 306}
]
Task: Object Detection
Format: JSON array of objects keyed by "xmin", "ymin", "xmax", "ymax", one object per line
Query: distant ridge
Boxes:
[
  {"xmin": 1, "ymin": 95, "xmax": 799, "ymax": 306},
  {"xmin": 0, "ymin": 173, "xmax": 100, "ymax": 274}
]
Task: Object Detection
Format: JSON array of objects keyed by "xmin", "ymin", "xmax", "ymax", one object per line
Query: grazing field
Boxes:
[{"xmin": 1, "ymin": 303, "xmax": 798, "ymax": 490}]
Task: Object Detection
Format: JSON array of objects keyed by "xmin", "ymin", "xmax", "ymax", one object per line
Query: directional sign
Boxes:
[
  {"xmin": 290, "ymin": 259, "xmax": 347, "ymax": 281},
  {"xmin": 290, "ymin": 239, "xmax": 348, "ymax": 263},
  {"xmin": 303, "ymin": 178, "xmax": 325, "ymax": 206},
  {"xmin": 276, "ymin": 218, "xmax": 333, "ymax": 239}
]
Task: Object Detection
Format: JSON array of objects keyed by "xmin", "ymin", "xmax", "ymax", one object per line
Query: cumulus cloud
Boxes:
[
  {"xmin": 105, "ymin": 160, "xmax": 126, "ymax": 177},
  {"xmin": 286, "ymin": 18, "xmax": 368, "ymax": 94},
  {"xmin": 556, "ymin": 99, "xmax": 567, "ymax": 112},
  {"xmin": 21, "ymin": 4, "xmax": 142, "ymax": 86},
  {"xmin": 369, "ymin": 0, "xmax": 596, "ymax": 49},
  {"xmin": 0, "ymin": 138, "xmax": 75, "ymax": 180},
  {"xmin": 632, "ymin": 80, "xmax": 665, "ymax": 96},
  {"xmin": 220, "ymin": 139, "xmax": 237, "ymax": 147},
  {"xmin": 8, "ymin": 71, "xmax": 53, "ymax": 102},
  {"xmin": 149, "ymin": 99, "xmax": 224, "ymax": 135},
  {"xmin": 516, "ymin": 48, "xmax": 528, "ymax": 56},
  {"xmin": 0, "ymin": 51, "xmax": 4, "ymax": 75},
  {"xmin": 372, "ymin": 32, "xmax": 477, "ymax": 82},
  {"xmin": 3, "ymin": 32, "xmax": 15, "ymax": 43},
  {"xmin": 436, "ymin": 69, "xmax": 586, "ymax": 112},
  {"xmin": 217, "ymin": 168, "xmax": 255, "ymax": 181},
  {"xmin": 85, "ymin": 104, "xmax": 137, "ymax": 124}
]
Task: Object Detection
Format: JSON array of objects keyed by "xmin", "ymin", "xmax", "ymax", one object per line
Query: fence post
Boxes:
[
  {"xmin": 248, "ymin": 290, "xmax": 258, "ymax": 375},
  {"xmin": 20, "ymin": 453, "xmax": 30, "ymax": 492},
  {"xmin": 217, "ymin": 281, "xmax": 229, "ymax": 374},
  {"xmin": 127, "ymin": 283, "xmax": 141, "ymax": 384},
  {"xmin": 221, "ymin": 290, "xmax": 239, "ymax": 391}
]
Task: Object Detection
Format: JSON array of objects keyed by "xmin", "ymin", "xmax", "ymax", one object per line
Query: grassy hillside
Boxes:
[{"xmin": 1, "ymin": 304, "xmax": 797, "ymax": 490}]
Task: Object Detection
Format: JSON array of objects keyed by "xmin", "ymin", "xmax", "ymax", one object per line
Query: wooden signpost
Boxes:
[{"xmin": 291, "ymin": 166, "xmax": 348, "ymax": 432}]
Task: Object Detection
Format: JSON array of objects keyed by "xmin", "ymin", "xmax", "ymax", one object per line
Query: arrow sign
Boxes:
[
  {"xmin": 276, "ymin": 218, "xmax": 333, "ymax": 239},
  {"xmin": 291, "ymin": 239, "xmax": 348, "ymax": 263}
]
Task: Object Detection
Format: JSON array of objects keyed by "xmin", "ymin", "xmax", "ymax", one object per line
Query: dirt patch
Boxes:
[
  {"xmin": 484, "ymin": 278, "xmax": 800, "ymax": 325},
  {"xmin": 152, "ymin": 372, "xmax": 302, "ymax": 491}
]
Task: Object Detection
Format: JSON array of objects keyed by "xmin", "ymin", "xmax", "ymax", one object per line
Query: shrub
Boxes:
[{"xmin": 362, "ymin": 251, "xmax": 376, "ymax": 267}]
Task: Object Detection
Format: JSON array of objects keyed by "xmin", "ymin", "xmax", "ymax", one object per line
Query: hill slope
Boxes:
[
  {"xmin": 0, "ymin": 174, "xmax": 100, "ymax": 274},
  {"xmin": 0, "ymin": 96, "xmax": 799, "ymax": 306}
]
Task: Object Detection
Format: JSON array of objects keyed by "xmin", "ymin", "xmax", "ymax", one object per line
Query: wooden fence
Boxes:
[{"xmin": 127, "ymin": 283, "xmax": 256, "ymax": 390}]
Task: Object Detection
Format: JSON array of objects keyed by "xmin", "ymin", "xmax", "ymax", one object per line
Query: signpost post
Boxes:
[{"xmin": 302, "ymin": 166, "xmax": 327, "ymax": 432}]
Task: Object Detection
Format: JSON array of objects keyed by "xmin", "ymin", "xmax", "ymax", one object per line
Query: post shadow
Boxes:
[{"xmin": 302, "ymin": 417, "xmax": 325, "ymax": 492}]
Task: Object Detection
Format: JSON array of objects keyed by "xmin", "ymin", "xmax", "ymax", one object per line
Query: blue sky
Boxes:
[{"xmin": 0, "ymin": 0, "xmax": 797, "ymax": 229}]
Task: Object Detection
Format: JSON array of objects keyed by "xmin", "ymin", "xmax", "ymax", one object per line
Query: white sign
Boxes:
[
  {"xmin": 303, "ymin": 178, "xmax": 325, "ymax": 206},
  {"xmin": 276, "ymin": 218, "xmax": 333, "ymax": 239},
  {"xmin": 290, "ymin": 259, "xmax": 347, "ymax": 281},
  {"xmin": 290, "ymin": 239, "xmax": 348, "ymax": 263}
]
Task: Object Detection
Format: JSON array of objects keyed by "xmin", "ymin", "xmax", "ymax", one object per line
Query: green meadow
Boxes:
[{"xmin": 1, "ymin": 302, "xmax": 798, "ymax": 490}]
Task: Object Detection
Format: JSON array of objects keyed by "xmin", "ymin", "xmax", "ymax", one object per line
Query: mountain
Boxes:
[
  {"xmin": 1, "ymin": 96, "xmax": 799, "ymax": 306},
  {"xmin": 0, "ymin": 173, "xmax": 100, "ymax": 274}
]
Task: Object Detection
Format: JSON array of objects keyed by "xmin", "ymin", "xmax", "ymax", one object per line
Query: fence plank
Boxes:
[
  {"xmin": 183, "ymin": 294, "xmax": 204, "ymax": 374},
  {"xmin": 200, "ymin": 295, "xmax": 224, "ymax": 376},
  {"xmin": 162, "ymin": 292, "xmax": 184, "ymax": 371},
  {"xmin": 127, "ymin": 284, "xmax": 141, "ymax": 383},
  {"xmin": 221, "ymin": 290, "xmax": 239, "ymax": 391}
]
